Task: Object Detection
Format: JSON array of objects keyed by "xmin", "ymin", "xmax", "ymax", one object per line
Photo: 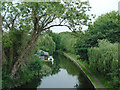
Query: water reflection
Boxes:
[
  {"xmin": 21, "ymin": 52, "xmax": 94, "ymax": 88},
  {"xmin": 37, "ymin": 69, "xmax": 79, "ymax": 88},
  {"xmin": 37, "ymin": 53, "xmax": 94, "ymax": 88}
]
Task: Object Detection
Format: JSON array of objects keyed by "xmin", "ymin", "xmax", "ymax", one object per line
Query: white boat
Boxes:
[{"xmin": 48, "ymin": 56, "xmax": 54, "ymax": 62}]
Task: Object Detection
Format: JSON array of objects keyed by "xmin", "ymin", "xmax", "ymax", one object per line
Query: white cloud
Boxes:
[{"xmin": 89, "ymin": 0, "xmax": 119, "ymax": 17}]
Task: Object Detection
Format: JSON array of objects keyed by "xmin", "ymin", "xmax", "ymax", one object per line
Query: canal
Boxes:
[{"xmin": 22, "ymin": 52, "xmax": 94, "ymax": 89}]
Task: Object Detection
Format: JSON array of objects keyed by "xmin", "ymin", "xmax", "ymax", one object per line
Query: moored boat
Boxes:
[{"xmin": 48, "ymin": 56, "xmax": 54, "ymax": 62}]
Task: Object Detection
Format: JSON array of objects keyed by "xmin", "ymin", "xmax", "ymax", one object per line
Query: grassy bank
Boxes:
[{"xmin": 65, "ymin": 52, "xmax": 113, "ymax": 88}]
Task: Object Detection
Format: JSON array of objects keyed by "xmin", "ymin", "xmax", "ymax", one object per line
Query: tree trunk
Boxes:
[
  {"xmin": 8, "ymin": 46, "xmax": 13, "ymax": 73},
  {"xmin": 10, "ymin": 7, "xmax": 41, "ymax": 78},
  {"xmin": 11, "ymin": 8, "xmax": 43, "ymax": 77},
  {"xmin": 10, "ymin": 33, "xmax": 40, "ymax": 78},
  {"xmin": 2, "ymin": 49, "xmax": 6, "ymax": 63}
]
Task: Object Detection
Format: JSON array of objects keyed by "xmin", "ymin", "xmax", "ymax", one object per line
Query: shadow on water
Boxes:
[{"xmin": 19, "ymin": 52, "xmax": 95, "ymax": 89}]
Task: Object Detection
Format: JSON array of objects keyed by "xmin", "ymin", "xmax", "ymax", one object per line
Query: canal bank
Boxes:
[{"xmin": 63, "ymin": 52, "xmax": 105, "ymax": 89}]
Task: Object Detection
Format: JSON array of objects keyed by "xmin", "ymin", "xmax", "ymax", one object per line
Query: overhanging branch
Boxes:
[
  {"xmin": 11, "ymin": 13, "xmax": 19, "ymax": 28},
  {"xmin": 43, "ymin": 24, "xmax": 72, "ymax": 31},
  {"xmin": 38, "ymin": 13, "xmax": 47, "ymax": 21},
  {"xmin": 43, "ymin": 15, "xmax": 56, "ymax": 28},
  {"xmin": 5, "ymin": 21, "xmax": 10, "ymax": 30}
]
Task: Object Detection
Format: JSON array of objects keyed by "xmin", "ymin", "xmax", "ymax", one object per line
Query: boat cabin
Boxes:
[{"xmin": 35, "ymin": 50, "xmax": 49, "ymax": 61}]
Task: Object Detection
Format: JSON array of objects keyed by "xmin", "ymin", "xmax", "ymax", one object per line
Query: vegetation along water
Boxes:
[{"xmin": 1, "ymin": 1, "xmax": 120, "ymax": 89}]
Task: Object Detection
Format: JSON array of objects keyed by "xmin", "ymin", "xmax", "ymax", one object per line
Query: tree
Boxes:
[
  {"xmin": 74, "ymin": 31, "xmax": 90, "ymax": 61},
  {"xmin": 2, "ymin": 1, "xmax": 92, "ymax": 77},
  {"xmin": 45, "ymin": 30, "xmax": 61, "ymax": 50},
  {"xmin": 52, "ymin": 33, "xmax": 61, "ymax": 50},
  {"xmin": 59, "ymin": 32, "xmax": 77, "ymax": 53},
  {"xmin": 88, "ymin": 11, "xmax": 120, "ymax": 44},
  {"xmin": 36, "ymin": 34, "xmax": 56, "ymax": 55},
  {"xmin": 75, "ymin": 11, "xmax": 120, "ymax": 61}
]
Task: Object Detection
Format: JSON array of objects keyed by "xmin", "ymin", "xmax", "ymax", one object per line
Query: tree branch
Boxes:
[
  {"xmin": 43, "ymin": 24, "xmax": 72, "ymax": 31},
  {"xmin": 11, "ymin": 13, "xmax": 19, "ymax": 28},
  {"xmin": 38, "ymin": 13, "xmax": 47, "ymax": 21},
  {"xmin": 42, "ymin": 16, "xmax": 51, "ymax": 27},
  {"xmin": 5, "ymin": 21, "xmax": 11, "ymax": 30},
  {"xmin": 59, "ymin": 19, "xmax": 65, "ymax": 25},
  {"xmin": 43, "ymin": 15, "xmax": 56, "ymax": 28}
]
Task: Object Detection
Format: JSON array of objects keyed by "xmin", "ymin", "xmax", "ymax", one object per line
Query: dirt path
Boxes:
[{"xmin": 63, "ymin": 53, "xmax": 105, "ymax": 89}]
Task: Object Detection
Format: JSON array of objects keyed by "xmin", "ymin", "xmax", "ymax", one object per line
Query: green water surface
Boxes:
[{"xmin": 21, "ymin": 53, "xmax": 94, "ymax": 89}]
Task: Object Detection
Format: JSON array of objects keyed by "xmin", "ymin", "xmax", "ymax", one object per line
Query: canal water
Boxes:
[{"xmin": 22, "ymin": 53, "xmax": 94, "ymax": 89}]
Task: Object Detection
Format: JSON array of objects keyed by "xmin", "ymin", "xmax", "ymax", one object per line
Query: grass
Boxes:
[
  {"xmin": 75, "ymin": 59, "xmax": 100, "ymax": 88},
  {"xmin": 65, "ymin": 52, "xmax": 113, "ymax": 88}
]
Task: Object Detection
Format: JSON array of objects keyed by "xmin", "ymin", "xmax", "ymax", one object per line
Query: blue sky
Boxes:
[{"xmin": 51, "ymin": 0, "xmax": 120, "ymax": 33}]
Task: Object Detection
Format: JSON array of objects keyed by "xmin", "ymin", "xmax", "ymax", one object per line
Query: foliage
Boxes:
[
  {"xmin": 36, "ymin": 34, "xmax": 56, "ymax": 55},
  {"xmin": 1, "ymin": 0, "xmax": 94, "ymax": 88},
  {"xmin": 1, "ymin": 0, "xmax": 92, "ymax": 79},
  {"xmin": 2, "ymin": 34, "xmax": 12, "ymax": 48},
  {"xmin": 88, "ymin": 11, "xmax": 120, "ymax": 44},
  {"xmin": 45, "ymin": 30, "xmax": 61, "ymax": 50},
  {"xmin": 59, "ymin": 32, "xmax": 77, "ymax": 53},
  {"xmin": 52, "ymin": 33, "xmax": 61, "ymax": 50},
  {"xmin": 16, "ymin": 69, "xmax": 34, "ymax": 87},
  {"xmin": 40, "ymin": 64, "xmax": 52, "ymax": 76},
  {"xmin": 74, "ymin": 31, "xmax": 90, "ymax": 61},
  {"xmin": 2, "ymin": 72, "xmax": 16, "ymax": 88},
  {"xmin": 2, "ymin": 54, "xmax": 42, "ymax": 88},
  {"xmin": 88, "ymin": 39, "xmax": 119, "ymax": 88},
  {"xmin": 15, "ymin": 55, "xmax": 42, "ymax": 87},
  {"xmin": 75, "ymin": 11, "xmax": 120, "ymax": 61},
  {"xmin": 28, "ymin": 56, "xmax": 41, "ymax": 74}
]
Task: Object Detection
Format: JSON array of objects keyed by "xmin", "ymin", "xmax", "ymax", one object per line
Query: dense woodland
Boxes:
[{"xmin": 1, "ymin": 1, "xmax": 120, "ymax": 89}]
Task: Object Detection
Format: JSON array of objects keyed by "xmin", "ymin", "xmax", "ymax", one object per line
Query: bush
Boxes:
[
  {"xmin": 40, "ymin": 64, "xmax": 52, "ymax": 76},
  {"xmin": 2, "ymin": 72, "xmax": 16, "ymax": 88},
  {"xmin": 28, "ymin": 56, "xmax": 41, "ymax": 75},
  {"xmin": 75, "ymin": 48, "xmax": 88, "ymax": 61},
  {"xmin": 88, "ymin": 39, "xmax": 119, "ymax": 88}
]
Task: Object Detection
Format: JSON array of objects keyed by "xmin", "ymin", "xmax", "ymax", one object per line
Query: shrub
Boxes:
[
  {"xmin": 28, "ymin": 56, "xmax": 41, "ymax": 75},
  {"xmin": 88, "ymin": 39, "xmax": 119, "ymax": 88}
]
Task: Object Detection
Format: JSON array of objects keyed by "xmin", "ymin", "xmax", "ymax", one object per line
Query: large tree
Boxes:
[
  {"xmin": 2, "ymin": 1, "xmax": 92, "ymax": 77},
  {"xmin": 88, "ymin": 11, "xmax": 120, "ymax": 44}
]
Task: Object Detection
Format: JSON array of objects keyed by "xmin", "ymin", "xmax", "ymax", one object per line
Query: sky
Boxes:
[{"xmin": 51, "ymin": 0, "xmax": 120, "ymax": 33}]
